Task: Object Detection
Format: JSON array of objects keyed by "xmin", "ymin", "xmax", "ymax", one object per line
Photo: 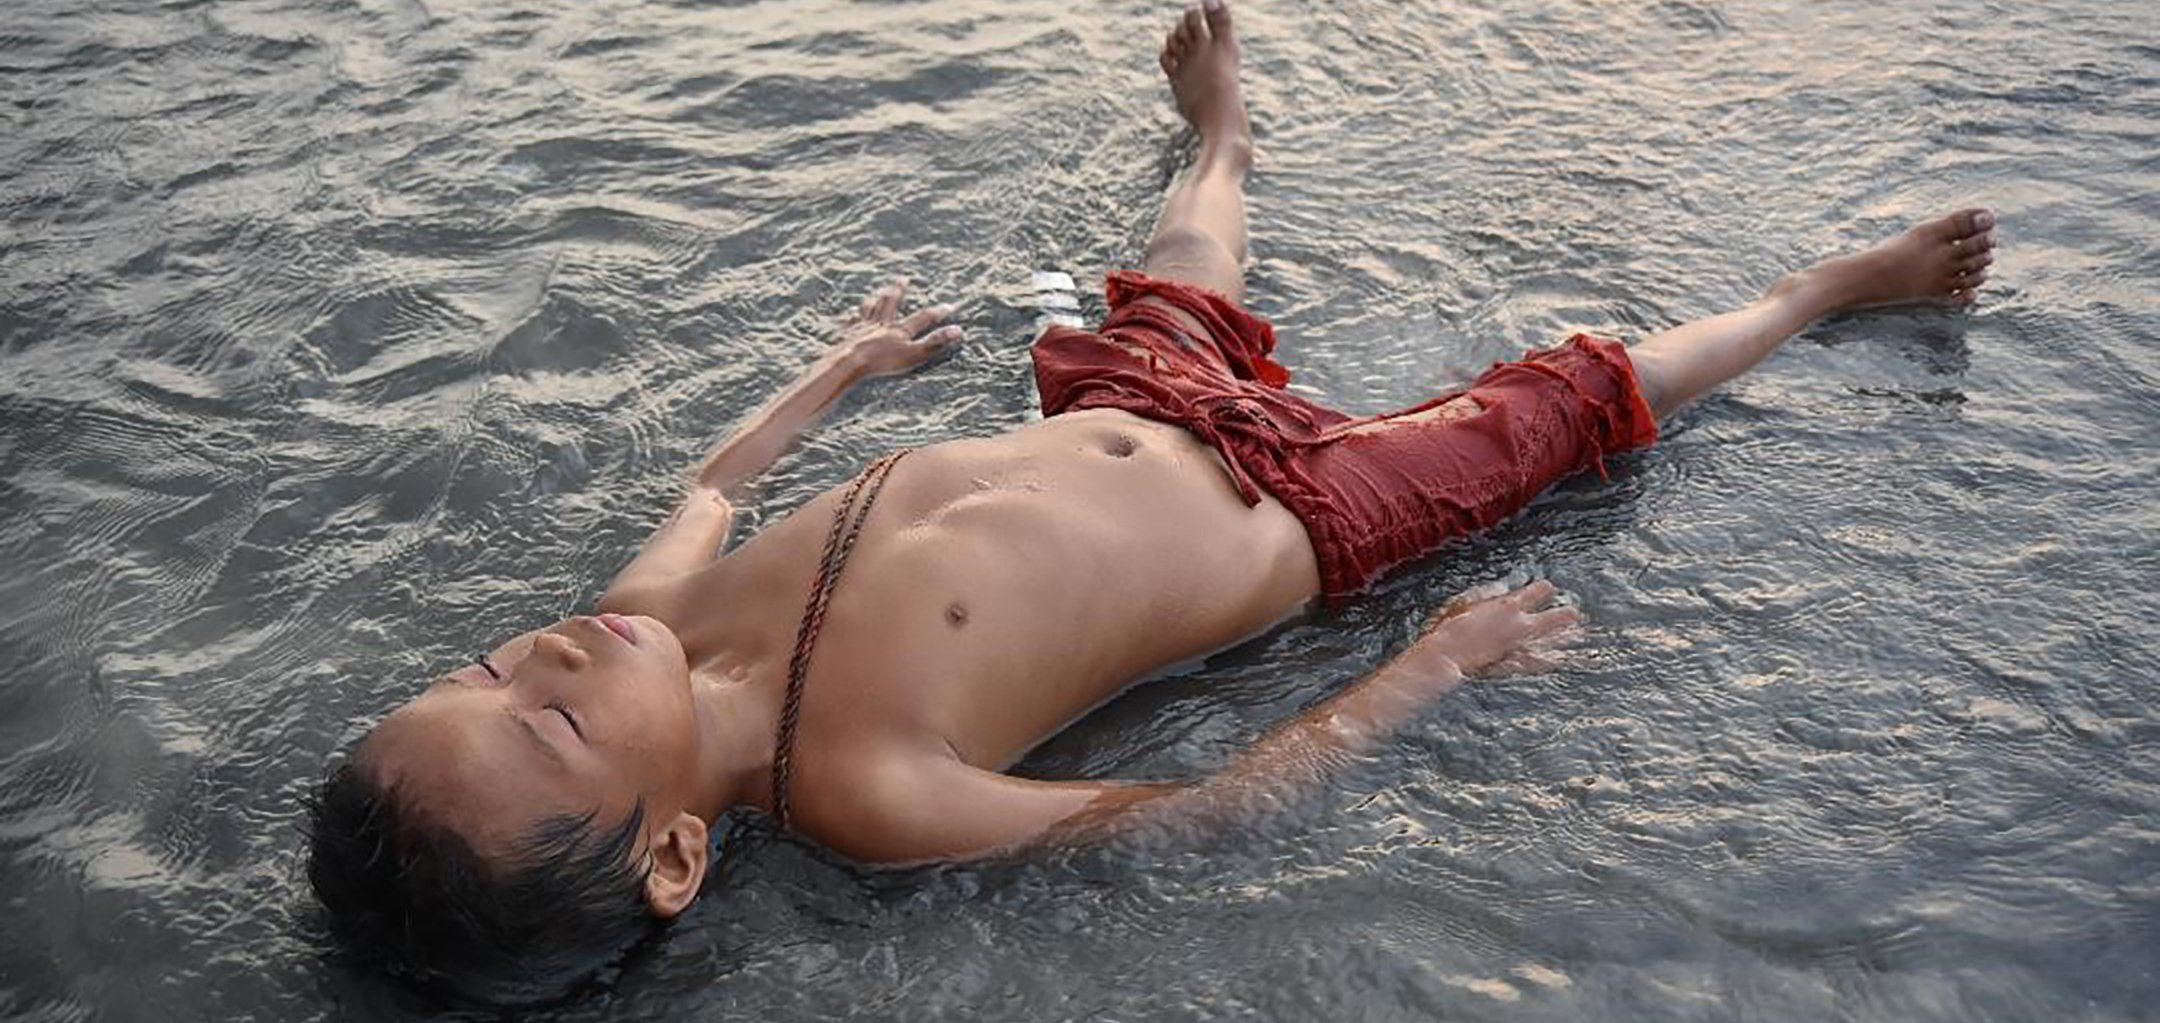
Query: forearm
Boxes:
[
  {"xmin": 1039, "ymin": 655, "xmax": 1464, "ymax": 844},
  {"xmin": 604, "ymin": 349, "xmax": 868, "ymax": 601},
  {"xmin": 1214, "ymin": 654, "xmax": 1465, "ymax": 796},
  {"xmin": 697, "ymin": 346, "xmax": 871, "ymax": 498},
  {"xmin": 1032, "ymin": 582, "xmax": 1573, "ymax": 848}
]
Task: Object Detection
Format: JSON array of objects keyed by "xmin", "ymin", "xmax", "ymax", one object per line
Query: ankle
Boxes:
[
  {"xmin": 1766, "ymin": 267, "xmax": 1843, "ymax": 320},
  {"xmin": 1196, "ymin": 133, "xmax": 1253, "ymax": 178}
]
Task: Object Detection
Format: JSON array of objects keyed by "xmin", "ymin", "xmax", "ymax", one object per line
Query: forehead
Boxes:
[{"xmin": 366, "ymin": 690, "xmax": 595, "ymax": 857}]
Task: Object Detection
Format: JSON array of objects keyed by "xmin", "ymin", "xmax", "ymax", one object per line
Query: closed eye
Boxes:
[{"xmin": 545, "ymin": 700, "xmax": 582, "ymax": 740}]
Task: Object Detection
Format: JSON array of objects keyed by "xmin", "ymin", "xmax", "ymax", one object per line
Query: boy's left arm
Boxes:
[{"xmin": 602, "ymin": 279, "xmax": 961, "ymax": 607}]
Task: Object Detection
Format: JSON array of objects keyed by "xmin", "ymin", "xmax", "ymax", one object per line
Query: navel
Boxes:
[
  {"xmin": 1102, "ymin": 433, "xmax": 1138, "ymax": 458},
  {"xmin": 944, "ymin": 602, "xmax": 969, "ymax": 628}
]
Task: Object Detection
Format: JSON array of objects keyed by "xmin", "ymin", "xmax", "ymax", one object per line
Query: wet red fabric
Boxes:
[{"xmin": 1031, "ymin": 270, "xmax": 1660, "ymax": 601}]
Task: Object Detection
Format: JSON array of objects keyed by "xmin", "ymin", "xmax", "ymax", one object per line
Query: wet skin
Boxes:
[
  {"xmin": 366, "ymin": 404, "xmax": 1331, "ymax": 887},
  {"xmin": 686, "ymin": 409, "xmax": 1320, "ymax": 776},
  {"xmin": 368, "ymin": 613, "xmax": 710, "ymax": 858},
  {"xmin": 356, "ymin": 0, "xmax": 1995, "ymax": 910}
]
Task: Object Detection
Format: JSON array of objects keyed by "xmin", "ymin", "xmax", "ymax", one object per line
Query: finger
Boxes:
[
  {"xmin": 857, "ymin": 290, "xmax": 882, "ymax": 321},
  {"xmin": 1528, "ymin": 604, "xmax": 1584, "ymax": 635},
  {"xmin": 1462, "ymin": 579, "xmax": 1509, "ymax": 603},
  {"xmin": 1439, "ymin": 580, "xmax": 1507, "ymax": 620},
  {"xmin": 918, "ymin": 325, "xmax": 964, "ymax": 350},
  {"xmin": 1485, "ymin": 649, "xmax": 1560, "ymax": 677},
  {"xmin": 870, "ymin": 278, "xmax": 907, "ymax": 322},
  {"xmin": 899, "ymin": 303, "xmax": 954, "ymax": 336},
  {"xmin": 866, "ymin": 285, "xmax": 896, "ymax": 323},
  {"xmin": 1508, "ymin": 579, "xmax": 1558, "ymax": 609}
]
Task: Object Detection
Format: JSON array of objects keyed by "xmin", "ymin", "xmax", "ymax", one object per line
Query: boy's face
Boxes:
[{"xmin": 360, "ymin": 613, "xmax": 704, "ymax": 860}]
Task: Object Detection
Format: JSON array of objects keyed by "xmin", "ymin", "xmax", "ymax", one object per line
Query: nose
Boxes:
[{"xmin": 534, "ymin": 632, "xmax": 591, "ymax": 670}]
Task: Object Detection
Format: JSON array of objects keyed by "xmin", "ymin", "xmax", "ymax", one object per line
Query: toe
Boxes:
[
  {"xmin": 1203, "ymin": 0, "xmax": 1235, "ymax": 42},
  {"xmin": 1949, "ymin": 287, "xmax": 1977, "ymax": 306},
  {"xmin": 1183, "ymin": 5, "xmax": 1208, "ymax": 45},
  {"xmin": 1941, "ymin": 206, "xmax": 1992, "ymax": 240},
  {"xmin": 1955, "ymin": 250, "xmax": 1995, "ymax": 273}
]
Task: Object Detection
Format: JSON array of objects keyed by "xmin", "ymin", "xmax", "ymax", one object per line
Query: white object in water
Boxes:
[{"xmin": 1033, "ymin": 269, "xmax": 1083, "ymax": 329}]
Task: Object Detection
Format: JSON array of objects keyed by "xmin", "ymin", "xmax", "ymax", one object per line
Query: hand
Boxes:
[
  {"xmin": 1403, "ymin": 579, "xmax": 1584, "ymax": 678},
  {"xmin": 837, "ymin": 277, "xmax": 965, "ymax": 377}
]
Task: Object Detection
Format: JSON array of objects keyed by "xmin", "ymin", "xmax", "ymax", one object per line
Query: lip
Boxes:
[{"xmin": 596, "ymin": 613, "xmax": 637, "ymax": 646}]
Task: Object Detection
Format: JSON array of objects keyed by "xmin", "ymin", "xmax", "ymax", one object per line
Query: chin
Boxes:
[{"xmin": 639, "ymin": 615, "xmax": 688, "ymax": 662}]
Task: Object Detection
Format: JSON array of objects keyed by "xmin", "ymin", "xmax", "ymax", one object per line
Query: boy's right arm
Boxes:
[{"xmin": 831, "ymin": 581, "xmax": 1582, "ymax": 863}]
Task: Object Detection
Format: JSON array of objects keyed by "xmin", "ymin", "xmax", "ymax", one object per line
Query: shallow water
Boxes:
[{"xmin": 2, "ymin": 0, "xmax": 2157, "ymax": 1019}]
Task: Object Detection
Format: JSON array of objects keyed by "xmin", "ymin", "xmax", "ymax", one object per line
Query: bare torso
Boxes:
[{"xmin": 655, "ymin": 409, "xmax": 1319, "ymax": 801}]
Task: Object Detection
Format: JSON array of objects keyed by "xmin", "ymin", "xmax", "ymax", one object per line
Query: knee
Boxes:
[
  {"xmin": 1624, "ymin": 346, "xmax": 1679, "ymax": 420},
  {"xmin": 1144, "ymin": 224, "xmax": 1243, "ymax": 273}
]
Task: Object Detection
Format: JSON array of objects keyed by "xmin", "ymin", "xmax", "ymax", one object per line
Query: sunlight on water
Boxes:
[{"xmin": 0, "ymin": 0, "xmax": 2155, "ymax": 1020}]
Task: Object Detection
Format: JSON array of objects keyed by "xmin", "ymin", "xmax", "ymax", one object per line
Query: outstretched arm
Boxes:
[
  {"xmin": 603, "ymin": 280, "xmax": 961, "ymax": 606},
  {"xmin": 836, "ymin": 581, "xmax": 1582, "ymax": 864}
]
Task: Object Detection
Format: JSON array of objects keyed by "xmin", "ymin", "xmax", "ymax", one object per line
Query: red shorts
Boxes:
[{"xmin": 1032, "ymin": 271, "xmax": 1659, "ymax": 602}]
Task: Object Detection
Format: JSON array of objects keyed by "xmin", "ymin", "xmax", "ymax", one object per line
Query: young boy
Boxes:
[{"xmin": 308, "ymin": 0, "xmax": 1996, "ymax": 1003}]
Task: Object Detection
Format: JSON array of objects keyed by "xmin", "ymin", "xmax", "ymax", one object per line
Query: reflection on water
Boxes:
[{"xmin": 1, "ymin": 0, "xmax": 2155, "ymax": 1019}]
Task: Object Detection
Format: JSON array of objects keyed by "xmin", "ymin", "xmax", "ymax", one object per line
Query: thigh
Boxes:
[
  {"xmin": 1142, "ymin": 224, "xmax": 1246, "ymax": 305},
  {"xmin": 1100, "ymin": 271, "xmax": 1290, "ymax": 389},
  {"xmin": 1293, "ymin": 337, "xmax": 1659, "ymax": 593}
]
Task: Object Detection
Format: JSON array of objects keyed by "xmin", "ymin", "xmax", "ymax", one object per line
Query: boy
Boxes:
[{"xmin": 308, "ymin": 0, "xmax": 1996, "ymax": 1003}]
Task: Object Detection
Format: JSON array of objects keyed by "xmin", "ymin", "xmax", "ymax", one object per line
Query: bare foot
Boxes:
[
  {"xmin": 1159, "ymin": 0, "xmax": 1252, "ymax": 174},
  {"xmin": 1784, "ymin": 208, "xmax": 1999, "ymax": 314}
]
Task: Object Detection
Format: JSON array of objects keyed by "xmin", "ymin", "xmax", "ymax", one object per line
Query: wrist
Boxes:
[
  {"xmin": 822, "ymin": 341, "xmax": 873, "ymax": 380},
  {"xmin": 1390, "ymin": 646, "xmax": 1466, "ymax": 694}
]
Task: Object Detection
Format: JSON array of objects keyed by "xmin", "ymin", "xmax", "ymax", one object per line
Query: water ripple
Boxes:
[{"xmin": 2, "ymin": 0, "xmax": 2157, "ymax": 1020}]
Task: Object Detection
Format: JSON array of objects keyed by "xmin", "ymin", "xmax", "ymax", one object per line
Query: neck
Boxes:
[
  {"xmin": 687, "ymin": 658, "xmax": 784, "ymax": 822},
  {"xmin": 673, "ymin": 557, "xmax": 800, "ymax": 822},
  {"xmin": 653, "ymin": 509, "xmax": 836, "ymax": 823}
]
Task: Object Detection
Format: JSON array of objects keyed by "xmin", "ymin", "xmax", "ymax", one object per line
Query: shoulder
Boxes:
[
  {"xmin": 788, "ymin": 742, "xmax": 975, "ymax": 864},
  {"xmin": 790, "ymin": 741, "xmax": 1168, "ymax": 865}
]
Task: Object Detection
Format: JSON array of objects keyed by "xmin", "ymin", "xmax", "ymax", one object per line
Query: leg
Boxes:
[
  {"xmin": 1145, "ymin": 0, "xmax": 1254, "ymax": 305},
  {"xmin": 1628, "ymin": 208, "xmax": 1999, "ymax": 417}
]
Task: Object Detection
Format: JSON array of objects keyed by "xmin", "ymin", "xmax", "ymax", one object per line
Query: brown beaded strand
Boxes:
[{"xmin": 769, "ymin": 450, "xmax": 908, "ymax": 830}]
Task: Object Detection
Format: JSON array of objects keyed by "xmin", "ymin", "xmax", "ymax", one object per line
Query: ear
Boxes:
[{"xmin": 641, "ymin": 810, "xmax": 710, "ymax": 918}]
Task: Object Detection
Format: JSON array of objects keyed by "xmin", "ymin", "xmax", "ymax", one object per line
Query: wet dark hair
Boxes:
[{"xmin": 305, "ymin": 757, "xmax": 660, "ymax": 1007}]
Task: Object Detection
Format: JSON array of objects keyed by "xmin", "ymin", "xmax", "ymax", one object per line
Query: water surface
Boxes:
[{"xmin": 2, "ymin": 0, "xmax": 2156, "ymax": 1020}]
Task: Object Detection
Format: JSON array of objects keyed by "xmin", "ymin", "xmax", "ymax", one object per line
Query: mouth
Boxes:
[{"xmin": 596, "ymin": 613, "xmax": 638, "ymax": 646}]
